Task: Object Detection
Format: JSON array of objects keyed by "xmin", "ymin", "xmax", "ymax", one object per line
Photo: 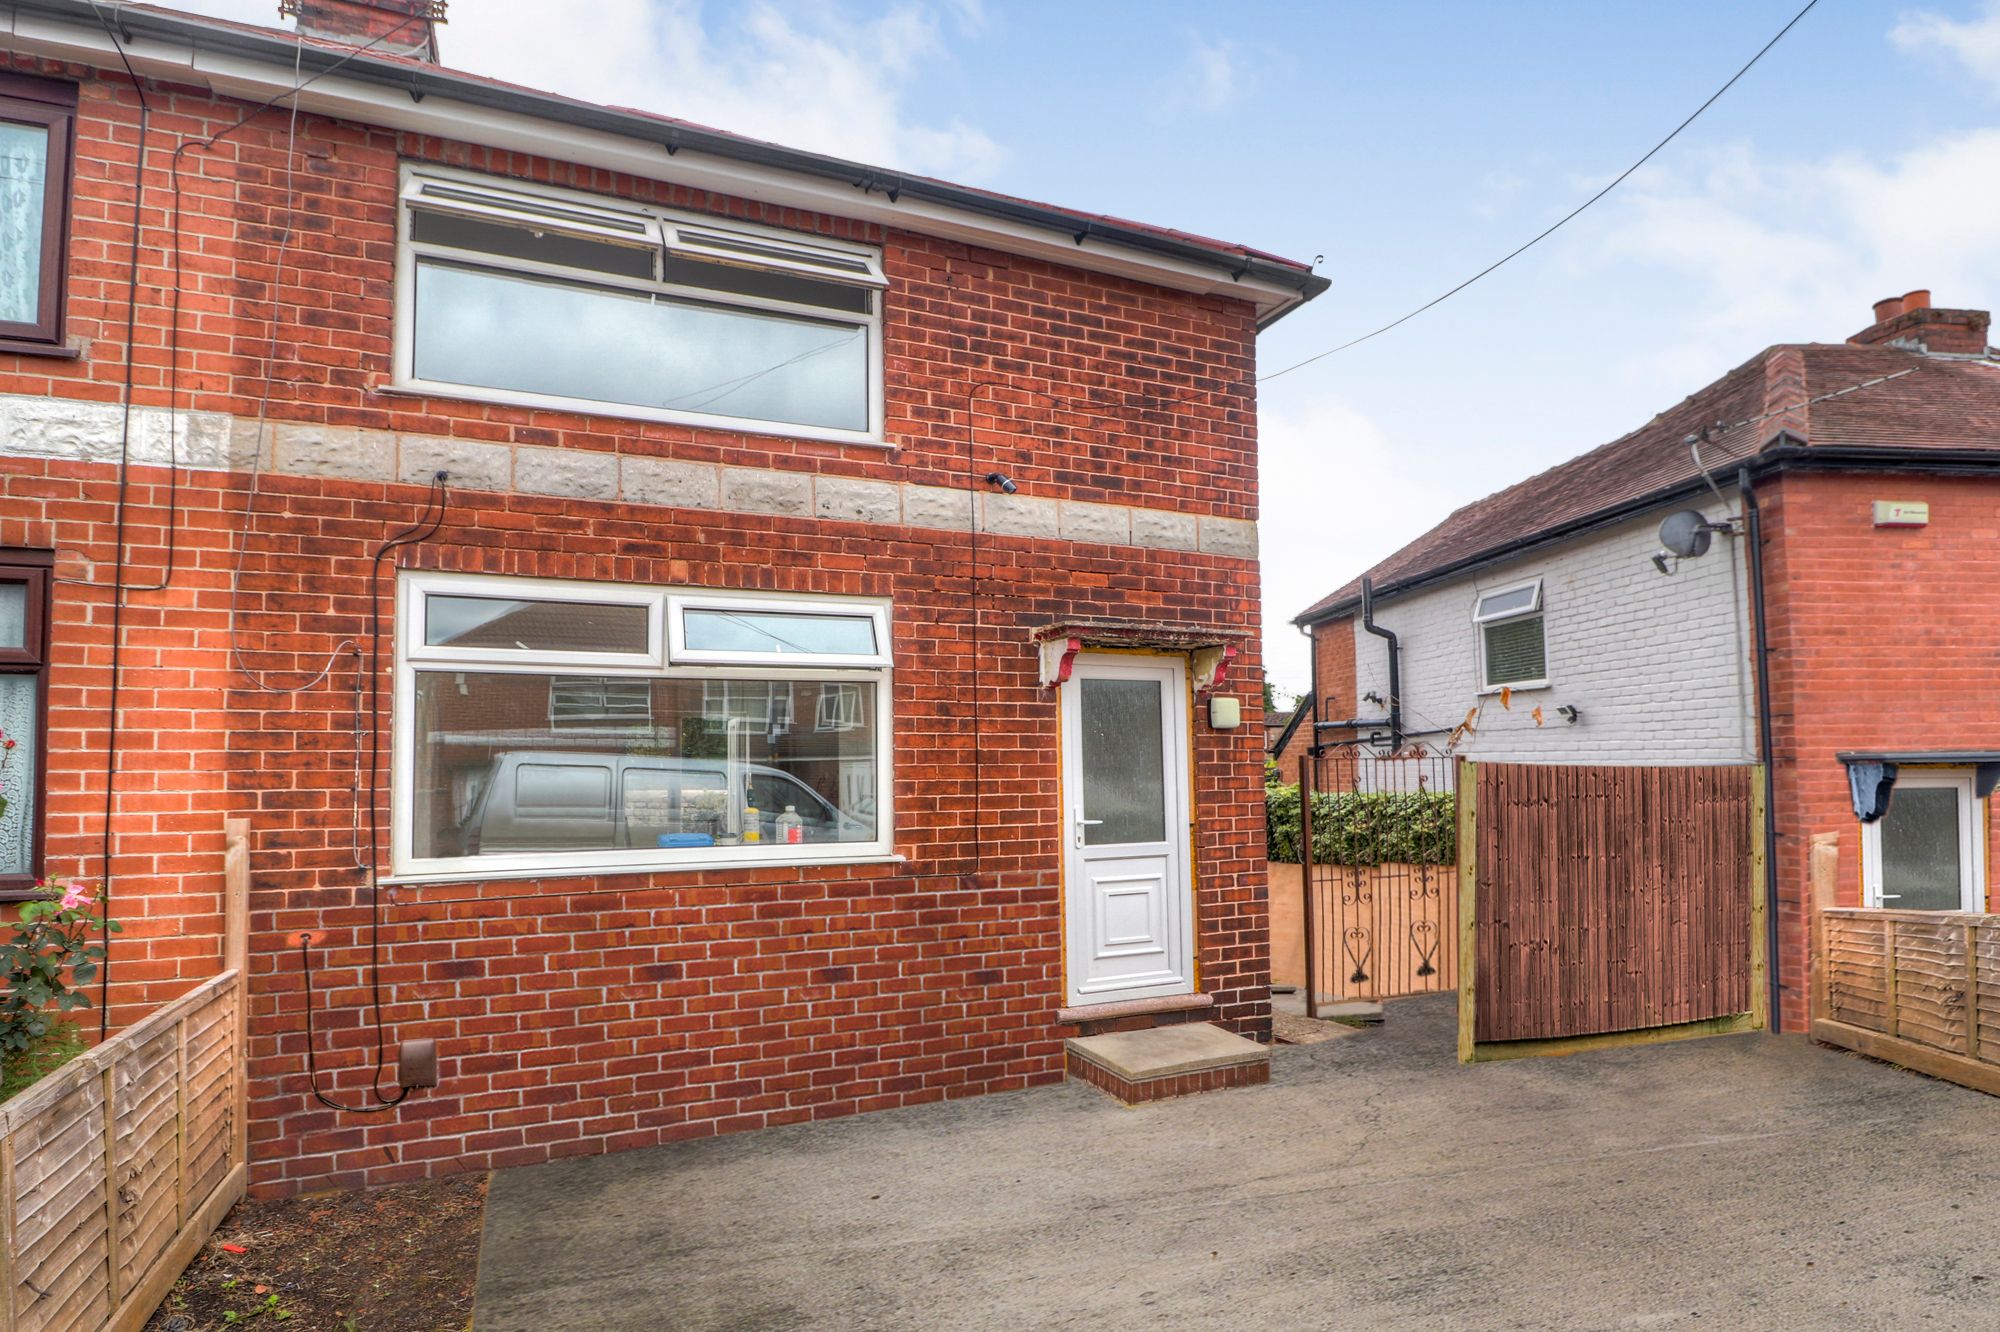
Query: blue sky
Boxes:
[{"xmin": 175, "ymin": 0, "xmax": 2000, "ymax": 694}]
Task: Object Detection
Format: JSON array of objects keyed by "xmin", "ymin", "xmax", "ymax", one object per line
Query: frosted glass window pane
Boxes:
[
  {"xmin": 1880, "ymin": 787, "xmax": 1962, "ymax": 910},
  {"xmin": 0, "ymin": 121, "xmax": 49, "ymax": 325},
  {"xmin": 424, "ymin": 595, "xmax": 648, "ymax": 654},
  {"xmin": 1080, "ymin": 678, "xmax": 1166, "ymax": 846},
  {"xmin": 0, "ymin": 675, "xmax": 35, "ymax": 875},
  {"xmin": 682, "ymin": 609, "xmax": 876, "ymax": 658},
  {"xmin": 413, "ymin": 261, "xmax": 868, "ymax": 432},
  {"xmin": 0, "ymin": 583, "xmax": 24, "ymax": 650}
]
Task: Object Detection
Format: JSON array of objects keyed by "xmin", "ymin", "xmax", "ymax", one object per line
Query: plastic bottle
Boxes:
[
  {"xmin": 742, "ymin": 804, "xmax": 761, "ymax": 843},
  {"xmin": 777, "ymin": 805, "xmax": 803, "ymax": 845}
]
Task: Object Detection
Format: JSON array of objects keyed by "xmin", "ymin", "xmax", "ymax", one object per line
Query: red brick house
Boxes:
[
  {"xmin": 0, "ymin": 0, "xmax": 1324, "ymax": 1193},
  {"xmin": 1295, "ymin": 291, "xmax": 2000, "ymax": 1034}
]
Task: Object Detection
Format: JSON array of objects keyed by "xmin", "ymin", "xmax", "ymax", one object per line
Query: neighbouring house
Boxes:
[
  {"xmin": 1295, "ymin": 290, "xmax": 2000, "ymax": 1033},
  {"xmin": 1265, "ymin": 693, "xmax": 1313, "ymax": 776},
  {"xmin": 0, "ymin": 0, "xmax": 1325, "ymax": 1193}
]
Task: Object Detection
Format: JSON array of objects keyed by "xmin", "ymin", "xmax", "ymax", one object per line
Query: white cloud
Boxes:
[
  {"xmin": 168, "ymin": 0, "xmax": 1004, "ymax": 180},
  {"xmin": 1892, "ymin": 4, "xmax": 2000, "ymax": 90},
  {"xmin": 1258, "ymin": 390, "xmax": 1464, "ymax": 695},
  {"xmin": 1180, "ymin": 36, "xmax": 1247, "ymax": 113},
  {"xmin": 1584, "ymin": 127, "xmax": 2000, "ymax": 387}
]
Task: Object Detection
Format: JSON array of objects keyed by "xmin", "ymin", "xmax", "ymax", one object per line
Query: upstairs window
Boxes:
[
  {"xmin": 1475, "ymin": 579, "xmax": 1546, "ymax": 690},
  {"xmin": 397, "ymin": 165, "xmax": 886, "ymax": 443},
  {"xmin": 0, "ymin": 73, "xmax": 77, "ymax": 349}
]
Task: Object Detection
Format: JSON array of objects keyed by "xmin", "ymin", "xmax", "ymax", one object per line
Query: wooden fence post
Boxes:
[
  {"xmin": 1749, "ymin": 767, "xmax": 1768, "ymax": 1031},
  {"xmin": 1884, "ymin": 916, "xmax": 1901, "ymax": 1040},
  {"xmin": 1965, "ymin": 922, "xmax": 1981, "ymax": 1061},
  {"xmin": 1, "ymin": 1134, "xmax": 15, "ymax": 1332},
  {"xmin": 1808, "ymin": 832, "xmax": 1839, "ymax": 1029},
  {"xmin": 1457, "ymin": 759, "xmax": 1478, "ymax": 1063},
  {"xmin": 224, "ymin": 818, "xmax": 251, "ymax": 1176},
  {"xmin": 103, "ymin": 1058, "xmax": 122, "ymax": 1310}
]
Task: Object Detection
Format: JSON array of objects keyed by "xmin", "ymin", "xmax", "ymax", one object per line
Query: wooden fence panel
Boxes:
[
  {"xmin": 1471, "ymin": 761, "xmax": 1757, "ymax": 1046},
  {"xmin": 1812, "ymin": 891, "xmax": 2000, "ymax": 1098},
  {"xmin": 1, "ymin": 818, "xmax": 251, "ymax": 1332}
]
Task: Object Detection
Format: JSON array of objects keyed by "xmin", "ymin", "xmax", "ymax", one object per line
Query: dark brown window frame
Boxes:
[
  {"xmin": 0, "ymin": 72, "xmax": 79, "ymax": 352},
  {"xmin": 0, "ymin": 553, "xmax": 52, "ymax": 900}
]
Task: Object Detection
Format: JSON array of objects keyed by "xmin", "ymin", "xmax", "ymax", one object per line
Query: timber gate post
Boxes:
[{"xmin": 1456, "ymin": 758, "xmax": 1477, "ymax": 1062}]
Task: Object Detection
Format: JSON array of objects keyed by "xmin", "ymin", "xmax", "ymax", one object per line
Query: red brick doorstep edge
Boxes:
[{"xmin": 1064, "ymin": 1047, "xmax": 1270, "ymax": 1105}]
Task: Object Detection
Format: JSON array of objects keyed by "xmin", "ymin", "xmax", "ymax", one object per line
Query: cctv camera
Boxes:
[{"xmin": 985, "ymin": 471, "xmax": 1018, "ymax": 495}]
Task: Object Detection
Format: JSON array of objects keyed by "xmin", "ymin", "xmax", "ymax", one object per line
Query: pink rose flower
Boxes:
[{"xmin": 59, "ymin": 881, "xmax": 93, "ymax": 911}]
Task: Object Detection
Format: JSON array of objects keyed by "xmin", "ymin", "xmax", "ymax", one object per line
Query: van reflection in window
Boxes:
[{"xmin": 413, "ymin": 672, "xmax": 877, "ymax": 858}]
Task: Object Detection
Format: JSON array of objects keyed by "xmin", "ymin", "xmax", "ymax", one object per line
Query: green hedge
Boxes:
[{"xmin": 1265, "ymin": 782, "xmax": 1456, "ymax": 866}]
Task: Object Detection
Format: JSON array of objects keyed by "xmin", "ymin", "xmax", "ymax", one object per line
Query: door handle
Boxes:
[{"xmin": 1074, "ymin": 809, "xmax": 1104, "ymax": 848}]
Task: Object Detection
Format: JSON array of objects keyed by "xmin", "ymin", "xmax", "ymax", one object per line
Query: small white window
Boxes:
[
  {"xmin": 1474, "ymin": 579, "xmax": 1546, "ymax": 690},
  {"xmin": 1863, "ymin": 769, "xmax": 1986, "ymax": 911},
  {"xmin": 395, "ymin": 572, "xmax": 892, "ymax": 880},
  {"xmin": 669, "ymin": 594, "xmax": 891, "ymax": 668},
  {"xmin": 397, "ymin": 164, "xmax": 886, "ymax": 444}
]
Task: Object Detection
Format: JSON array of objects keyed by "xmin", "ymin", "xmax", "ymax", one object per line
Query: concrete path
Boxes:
[{"xmin": 475, "ymin": 997, "xmax": 2000, "ymax": 1329}]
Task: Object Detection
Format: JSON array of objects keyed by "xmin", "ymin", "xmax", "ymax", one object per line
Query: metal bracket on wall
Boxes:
[{"xmin": 1040, "ymin": 636, "xmax": 1082, "ymax": 690}]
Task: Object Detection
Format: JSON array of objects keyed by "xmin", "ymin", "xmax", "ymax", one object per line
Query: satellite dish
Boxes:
[{"xmin": 1658, "ymin": 509, "xmax": 1713, "ymax": 559}]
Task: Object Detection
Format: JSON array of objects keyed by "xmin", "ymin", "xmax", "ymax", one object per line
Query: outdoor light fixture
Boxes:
[
  {"xmin": 984, "ymin": 471, "xmax": 1018, "ymax": 494},
  {"xmin": 1556, "ymin": 704, "xmax": 1581, "ymax": 725},
  {"xmin": 1651, "ymin": 550, "xmax": 1675, "ymax": 575}
]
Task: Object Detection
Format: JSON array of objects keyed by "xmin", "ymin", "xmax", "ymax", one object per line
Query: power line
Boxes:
[{"xmin": 1260, "ymin": 0, "xmax": 1822, "ymax": 385}]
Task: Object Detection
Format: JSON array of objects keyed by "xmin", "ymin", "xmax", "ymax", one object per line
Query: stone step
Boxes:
[{"xmin": 1065, "ymin": 1021, "xmax": 1270, "ymax": 1105}]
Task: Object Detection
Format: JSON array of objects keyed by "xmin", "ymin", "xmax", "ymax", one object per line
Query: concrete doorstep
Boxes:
[{"xmin": 1064, "ymin": 1021, "xmax": 1270, "ymax": 1104}]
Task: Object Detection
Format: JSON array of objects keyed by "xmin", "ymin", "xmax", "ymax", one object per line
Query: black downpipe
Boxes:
[
  {"xmin": 1739, "ymin": 467, "xmax": 1783, "ymax": 1033},
  {"xmin": 1298, "ymin": 621, "xmax": 1323, "ymax": 756},
  {"xmin": 1359, "ymin": 576, "xmax": 1402, "ymax": 751}
]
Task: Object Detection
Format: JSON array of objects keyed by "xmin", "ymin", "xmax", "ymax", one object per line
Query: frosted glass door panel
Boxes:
[
  {"xmin": 0, "ymin": 675, "xmax": 34, "ymax": 875},
  {"xmin": 1079, "ymin": 677, "xmax": 1166, "ymax": 846},
  {"xmin": 1880, "ymin": 787, "xmax": 1962, "ymax": 910}
]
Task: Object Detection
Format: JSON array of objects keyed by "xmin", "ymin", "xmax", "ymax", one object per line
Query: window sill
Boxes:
[
  {"xmin": 1479, "ymin": 680, "xmax": 1551, "ymax": 696},
  {"xmin": 0, "ymin": 337, "xmax": 81, "ymax": 360},
  {"xmin": 382, "ymin": 850, "xmax": 907, "ymax": 885},
  {"xmin": 375, "ymin": 380, "xmax": 892, "ymax": 452}
]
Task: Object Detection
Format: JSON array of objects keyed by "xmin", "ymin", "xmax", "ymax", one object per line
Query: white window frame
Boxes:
[
  {"xmin": 1861, "ymin": 768, "xmax": 1986, "ymax": 911},
  {"xmin": 1474, "ymin": 578, "xmax": 1548, "ymax": 693},
  {"xmin": 392, "ymin": 570, "xmax": 895, "ymax": 882},
  {"xmin": 668, "ymin": 592, "xmax": 892, "ymax": 668},
  {"xmin": 393, "ymin": 163, "xmax": 888, "ymax": 447}
]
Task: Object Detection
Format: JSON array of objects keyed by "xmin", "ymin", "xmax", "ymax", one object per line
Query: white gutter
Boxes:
[{"xmin": 4, "ymin": 4, "xmax": 1320, "ymax": 323}]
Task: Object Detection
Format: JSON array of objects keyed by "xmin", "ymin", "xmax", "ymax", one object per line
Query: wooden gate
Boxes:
[
  {"xmin": 1458, "ymin": 760, "xmax": 1766, "ymax": 1061},
  {"xmin": 1297, "ymin": 751, "xmax": 1457, "ymax": 1014}
]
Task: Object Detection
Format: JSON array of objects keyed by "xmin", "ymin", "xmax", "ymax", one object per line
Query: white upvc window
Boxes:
[
  {"xmin": 1862, "ymin": 769, "xmax": 1986, "ymax": 912},
  {"xmin": 394, "ymin": 164, "xmax": 888, "ymax": 445},
  {"xmin": 1474, "ymin": 578, "xmax": 1547, "ymax": 691},
  {"xmin": 393, "ymin": 571, "xmax": 894, "ymax": 881}
]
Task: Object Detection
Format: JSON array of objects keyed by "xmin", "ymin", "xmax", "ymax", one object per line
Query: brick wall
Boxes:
[
  {"xmin": 1759, "ymin": 469, "xmax": 2000, "ymax": 1032},
  {"xmin": 0, "ymin": 56, "xmax": 1273, "ymax": 1193}
]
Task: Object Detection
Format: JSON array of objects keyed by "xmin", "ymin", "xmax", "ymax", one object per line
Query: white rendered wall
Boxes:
[{"xmin": 1351, "ymin": 499, "xmax": 1757, "ymax": 764}]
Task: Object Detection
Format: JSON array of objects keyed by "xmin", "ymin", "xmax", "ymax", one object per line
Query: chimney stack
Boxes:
[
  {"xmin": 279, "ymin": 0, "xmax": 446, "ymax": 62},
  {"xmin": 1849, "ymin": 289, "xmax": 1990, "ymax": 356}
]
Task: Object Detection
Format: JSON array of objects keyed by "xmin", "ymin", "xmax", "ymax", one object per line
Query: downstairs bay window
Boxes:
[{"xmin": 395, "ymin": 573, "xmax": 892, "ymax": 880}]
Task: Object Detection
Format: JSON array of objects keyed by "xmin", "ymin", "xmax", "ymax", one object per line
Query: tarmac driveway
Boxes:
[{"xmin": 474, "ymin": 996, "xmax": 2000, "ymax": 1329}]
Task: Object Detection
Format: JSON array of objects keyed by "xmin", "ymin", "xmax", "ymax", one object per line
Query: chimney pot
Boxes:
[
  {"xmin": 1849, "ymin": 290, "xmax": 1990, "ymax": 354},
  {"xmin": 1902, "ymin": 288, "xmax": 1931, "ymax": 313},
  {"xmin": 1873, "ymin": 296, "xmax": 1904, "ymax": 324}
]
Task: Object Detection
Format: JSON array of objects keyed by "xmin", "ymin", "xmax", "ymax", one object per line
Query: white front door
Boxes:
[{"xmin": 1061, "ymin": 654, "xmax": 1194, "ymax": 1005}]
